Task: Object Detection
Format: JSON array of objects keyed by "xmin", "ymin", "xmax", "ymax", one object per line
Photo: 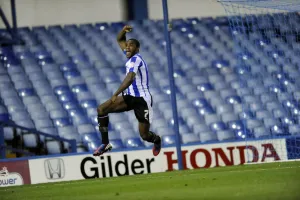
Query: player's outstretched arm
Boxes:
[
  {"xmin": 117, "ymin": 25, "xmax": 132, "ymax": 51},
  {"xmin": 110, "ymin": 72, "xmax": 136, "ymax": 103}
]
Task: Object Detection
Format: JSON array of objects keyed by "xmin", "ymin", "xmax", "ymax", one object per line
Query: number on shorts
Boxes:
[{"xmin": 144, "ymin": 110, "xmax": 149, "ymax": 120}]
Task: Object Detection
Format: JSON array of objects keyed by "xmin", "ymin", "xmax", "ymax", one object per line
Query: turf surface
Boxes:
[{"xmin": 1, "ymin": 161, "xmax": 300, "ymax": 200}]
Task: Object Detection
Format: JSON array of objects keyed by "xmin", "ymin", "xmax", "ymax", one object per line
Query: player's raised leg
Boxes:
[
  {"xmin": 94, "ymin": 96, "xmax": 129, "ymax": 156},
  {"xmin": 138, "ymin": 122, "xmax": 161, "ymax": 156}
]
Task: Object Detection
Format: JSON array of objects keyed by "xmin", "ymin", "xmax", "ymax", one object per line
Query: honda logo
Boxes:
[{"xmin": 44, "ymin": 158, "xmax": 65, "ymax": 180}]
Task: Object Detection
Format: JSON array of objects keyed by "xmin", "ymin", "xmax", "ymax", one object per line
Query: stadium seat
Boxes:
[
  {"xmin": 124, "ymin": 138, "xmax": 144, "ymax": 148},
  {"xmin": 23, "ymin": 133, "xmax": 39, "ymax": 148},
  {"xmin": 270, "ymin": 124, "xmax": 286, "ymax": 136},
  {"xmin": 46, "ymin": 141, "xmax": 63, "ymax": 154},
  {"xmin": 109, "ymin": 139, "xmax": 124, "ymax": 149},
  {"xmin": 288, "ymin": 125, "xmax": 300, "ymax": 135},
  {"xmin": 34, "ymin": 118, "xmax": 53, "ymax": 130},
  {"xmin": 162, "ymin": 135, "xmax": 176, "ymax": 146},
  {"xmin": 204, "ymin": 114, "xmax": 220, "ymax": 125},
  {"xmin": 253, "ymin": 126, "xmax": 271, "ymax": 138},
  {"xmin": 181, "ymin": 133, "xmax": 200, "ymax": 144},
  {"xmin": 199, "ymin": 131, "xmax": 218, "ymax": 143},
  {"xmin": 3, "ymin": 127, "xmax": 14, "ymax": 140},
  {"xmin": 217, "ymin": 130, "xmax": 235, "ymax": 141}
]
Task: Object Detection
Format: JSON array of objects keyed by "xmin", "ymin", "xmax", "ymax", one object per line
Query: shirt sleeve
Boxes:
[{"xmin": 128, "ymin": 57, "xmax": 141, "ymax": 74}]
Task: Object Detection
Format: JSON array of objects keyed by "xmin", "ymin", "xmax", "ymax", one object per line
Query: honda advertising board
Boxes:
[
  {"xmin": 0, "ymin": 160, "xmax": 31, "ymax": 187},
  {"xmin": 29, "ymin": 139, "xmax": 287, "ymax": 184},
  {"xmin": 163, "ymin": 139, "xmax": 287, "ymax": 171}
]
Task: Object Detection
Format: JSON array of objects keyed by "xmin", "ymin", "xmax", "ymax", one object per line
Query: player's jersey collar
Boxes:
[{"xmin": 127, "ymin": 52, "xmax": 141, "ymax": 60}]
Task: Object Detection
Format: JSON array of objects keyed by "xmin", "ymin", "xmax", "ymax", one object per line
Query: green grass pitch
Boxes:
[{"xmin": 1, "ymin": 161, "xmax": 300, "ymax": 200}]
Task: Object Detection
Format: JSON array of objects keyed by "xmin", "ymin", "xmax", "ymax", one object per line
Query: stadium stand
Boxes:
[{"xmin": 1, "ymin": 14, "xmax": 300, "ymax": 155}]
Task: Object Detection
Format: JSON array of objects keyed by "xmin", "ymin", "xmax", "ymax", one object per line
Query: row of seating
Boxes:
[{"xmin": 1, "ymin": 13, "xmax": 300, "ymax": 155}]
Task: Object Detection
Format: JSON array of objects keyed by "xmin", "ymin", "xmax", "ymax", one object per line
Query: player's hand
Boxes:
[
  {"xmin": 110, "ymin": 95, "xmax": 118, "ymax": 103},
  {"xmin": 123, "ymin": 25, "xmax": 132, "ymax": 33}
]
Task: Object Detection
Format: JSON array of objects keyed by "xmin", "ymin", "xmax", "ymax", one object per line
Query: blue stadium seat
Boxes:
[
  {"xmin": 193, "ymin": 123, "xmax": 210, "ymax": 134},
  {"xmin": 81, "ymin": 131, "xmax": 100, "ymax": 144},
  {"xmin": 124, "ymin": 138, "xmax": 144, "ymax": 148},
  {"xmin": 210, "ymin": 122, "xmax": 227, "ymax": 132},
  {"xmin": 35, "ymin": 50, "xmax": 52, "ymax": 60},
  {"xmin": 162, "ymin": 135, "xmax": 176, "ymax": 146},
  {"xmin": 60, "ymin": 62, "xmax": 77, "ymax": 72},
  {"xmin": 253, "ymin": 126, "xmax": 271, "ymax": 138},
  {"xmin": 181, "ymin": 133, "xmax": 200, "ymax": 144},
  {"xmin": 63, "ymin": 101, "xmax": 81, "ymax": 111},
  {"xmin": 198, "ymin": 105, "xmax": 215, "ymax": 116},
  {"xmin": 14, "ymin": 82, "xmax": 34, "ymax": 93},
  {"xmin": 17, "ymin": 119, "xmax": 35, "ymax": 129},
  {"xmin": 80, "ymin": 99, "xmax": 97, "ymax": 109},
  {"xmin": 71, "ymin": 84, "xmax": 88, "ymax": 94},
  {"xmin": 54, "ymin": 85, "xmax": 70, "ymax": 95},
  {"xmin": 11, "ymin": 111, "xmax": 30, "ymax": 121},
  {"xmin": 53, "ymin": 118, "xmax": 72, "ymax": 127},
  {"xmin": 46, "ymin": 141, "xmax": 62, "ymax": 154},
  {"xmin": 269, "ymin": 84, "xmax": 285, "ymax": 93},
  {"xmin": 199, "ymin": 131, "xmax": 218, "ymax": 143},
  {"xmin": 18, "ymin": 88, "xmax": 35, "ymax": 97},
  {"xmin": 212, "ymin": 59, "xmax": 230, "ymax": 69},
  {"xmin": 23, "ymin": 133, "xmax": 39, "ymax": 148},
  {"xmin": 15, "ymin": 51, "xmax": 34, "ymax": 60},
  {"xmin": 228, "ymin": 120, "xmax": 244, "ymax": 130},
  {"xmin": 68, "ymin": 109, "xmax": 90, "ymax": 125},
  {"xmin": 216, "ymin": 104, "xmax": 233, "ymax": 115},
  {"xmin": 63, "ymin": 69, "xmax": 81, "ymax": 79},
  {"xmin": 197, "ymin": 83, "xmax": 214, "ymax": 92},
  {"xmin": 50, "ymin": 79, "xmax": 68, "ymax": 88},
  {"xmin": 226, "ymin": 95, "xmax": 242, "ymax": 104},
  {"xmin": 114, "ymin": 122, "xmax": 133, "ymax": 132},
  {"xmin": 58, "ymin": 91, "xmax": 76, "ymax": 103},
  {"xmin": 235, "ymin": 129, "xmax": 253, "ymax": 139},
  {"xmin": 270, "ymin": 124, "xmax": 286, "ymax": 136},
  {"xmin": 7, "ymin": 65, "xmax": 24, "ymax": 75},
  {"xmin": 217, "ymin": 130, "xmax": 235, "ymax": 141},
  {"xmin": 239, "ymin": 110, "xmax": 255, "ymax": 120},
  {"xmin": 288, "ymin": 125, "xmax": 300, "ymax": 135},
  {"xmin": 105, "ymin": 139, "xmax": 122, "ymax": 149},
  {"xmin": 192, "ymin": 98, "xmax": 210, "ymax": 108},
  {"xmin": 86, "ymin": 139, "xmax": 100, "ymax": 151},
  {"xmin": 103, "ymin": 74, "xmax": 119, "ymax": 84}
]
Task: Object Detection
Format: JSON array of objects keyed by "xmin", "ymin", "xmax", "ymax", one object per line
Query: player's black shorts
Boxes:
[{"xmin": 123, "ymin": 94, "xmax": 152, "ymax": 124}]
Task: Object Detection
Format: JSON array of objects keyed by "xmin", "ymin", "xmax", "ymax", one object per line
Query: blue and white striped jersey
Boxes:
[{"xmin": 125, "ymin": 53, "xmax": 151, "ymax": 100}]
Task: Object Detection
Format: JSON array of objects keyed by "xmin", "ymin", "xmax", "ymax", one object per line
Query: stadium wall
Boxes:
[
  {"xmin": 1, "ymin": 138, "xmax": 296, "ymax": 187},
  {"xmin": 148, "ymin": 0, "xmax": 226, "ymax": 19},
  {"xmin": 0, "ymin": 0, "xmax": 126, "ymax": 28},
  {"xmin": 0, "ymin": 0, "xmax": 226, "ymax": 29}
]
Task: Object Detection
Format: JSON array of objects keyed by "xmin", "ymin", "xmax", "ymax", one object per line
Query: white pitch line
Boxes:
[
  {"xmin": 1, "ymin": 165, "xmax": 300, "ymax": 191},
  {"xmin": 245, "ymin": 159, "xmax": 300, "ymax": 165}
]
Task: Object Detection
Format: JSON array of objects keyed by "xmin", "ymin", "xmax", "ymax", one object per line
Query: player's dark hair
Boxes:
[{"xmin": 128, "ymin": 38, "xmax": 140, "ymax": 48}]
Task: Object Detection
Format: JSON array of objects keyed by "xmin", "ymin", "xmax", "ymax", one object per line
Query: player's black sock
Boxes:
[
  {"xmin": 97, "ymin": 115, "xmax": 109, "ymax": 144},
  {"xmin": 144, "ymin": 131, "xmax": 161, "ymax": 144}
]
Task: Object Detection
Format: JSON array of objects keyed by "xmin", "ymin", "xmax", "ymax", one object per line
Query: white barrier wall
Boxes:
[
  {"xmin": 148, "ymin": 0, "xmax": 226, "ymax": 20},
  {"xmin": 0, "ymin": 0, "xmax": 126, "ymax": 28},
  {"xmin": 0, "ymin": 0, "xmax": 226, "ymax": 29}
]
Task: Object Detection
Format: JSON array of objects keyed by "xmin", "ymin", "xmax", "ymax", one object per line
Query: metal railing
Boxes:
[{"xmin": 0, "ymin": 120, "xmax": 77, "ymax": 159}]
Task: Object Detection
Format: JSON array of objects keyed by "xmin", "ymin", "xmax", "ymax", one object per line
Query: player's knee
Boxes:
[
  {"xmin": 140, "ymin": 132, "xmax": 148, "ymax": 141},
  {"xmin": 97, "ymin": 104, "xmax": 106, "ymax": 116}
]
